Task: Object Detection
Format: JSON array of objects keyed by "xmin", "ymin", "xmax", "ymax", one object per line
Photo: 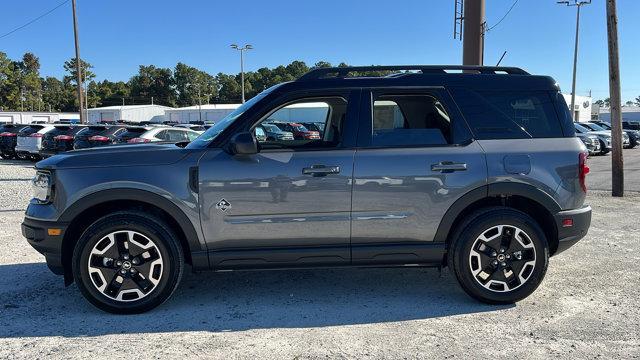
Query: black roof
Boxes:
[{"xmin": 284, "ymin": 65, "xmax": 559, "ymax": 92}]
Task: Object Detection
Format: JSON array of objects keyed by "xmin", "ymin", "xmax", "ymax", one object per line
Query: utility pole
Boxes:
[
  {"xmin": 198, "ymin": 87, "xmax": 202, "ymax": 122},
  {"xmin": 462, "ymin": 0, "xmax": 485, "ymax": 66},
  {"xmin": 230, "ymin": 44, "xmax": 253, "ymax": 103},
  {"xmin": 71, "ymin": 0, "xmax": 85, "ymax": 124},
  {"xmin": 151, "ymin": 96, "xmax": 154, "ymax": 105},
  {"xmin": 557, "ymin": 1, "xmax": 591, "ymax": 122},
  {"xmin": 606, "ymin": 0, "xmax": 623, "ymax": 197}
]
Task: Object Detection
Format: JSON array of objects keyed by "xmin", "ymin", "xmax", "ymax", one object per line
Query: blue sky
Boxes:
[{"xmin": 1, "ymin": 0, "xmax": 639, "ymax": 101}]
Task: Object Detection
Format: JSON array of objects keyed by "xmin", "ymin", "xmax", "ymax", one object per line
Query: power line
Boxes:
[
  {"xmin": 487, "ymin": 0, "xmax": 520, "ymax": 32},
  {"xmin": 0, "ymin": 0, "xmax": 70, "ymax": 40}
]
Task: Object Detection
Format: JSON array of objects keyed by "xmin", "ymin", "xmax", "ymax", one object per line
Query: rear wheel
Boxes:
[
  {"xmin": 72, "ymin": 211, "xmax": 184, "ymax": 314},
  {"xmin": 0, "ymin": 152, "xmax": 13, "ymax": 159},
  {"xmin": 15, "ymin": 152, "xmax": 28, "ymax": 160},
  {"xmin": 448, "ymin": 207, "xmax": 549, "ymax": 304}
]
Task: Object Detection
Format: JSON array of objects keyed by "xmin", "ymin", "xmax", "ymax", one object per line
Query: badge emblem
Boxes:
[{"xmin": 215, "ymin": 198, "xmax": 231, "ymax": 212}]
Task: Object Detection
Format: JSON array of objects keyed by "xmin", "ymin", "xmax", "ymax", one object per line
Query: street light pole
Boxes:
[
  {"xmin": 230, "ymin": 44, "xmax": 253, "ymax": 103},
  {"xmin": 557, "ymin": 0, "xmax": 591, "ymax": 122}
]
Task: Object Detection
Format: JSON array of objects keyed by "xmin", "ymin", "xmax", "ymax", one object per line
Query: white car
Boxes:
[
  {"xmin": 15, "ymin": 124, "xmax": 55, "ymax": 161},
  {"xmin": 127, "ymin": 127, "xmax": 201, "ymax": 144}
]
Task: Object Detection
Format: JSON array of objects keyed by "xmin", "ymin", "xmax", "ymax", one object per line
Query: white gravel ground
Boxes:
[{"xmin": 0, "ymin": 161, "xmax": 638, "ymax": 359}]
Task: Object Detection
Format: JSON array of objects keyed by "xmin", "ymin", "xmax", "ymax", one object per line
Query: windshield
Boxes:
[
  {"xmin": 597, "ymin": 122, "xmax": 611, "ymax": 130},
  {"xmin": 187, "ymin": 84, "xmax": 281, "ymax": 148},
  {"xmin": 574, "ymin": 123, "xmax": 590, "ymax": 133},
  {"xmin": 585, "ymin": 123, "xmax": 606, "ymax": 131}
]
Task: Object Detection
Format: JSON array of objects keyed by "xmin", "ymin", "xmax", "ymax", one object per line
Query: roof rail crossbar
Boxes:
[{"xmin": 297, "ymin": 65, "xmax": 529, "ymax": 81}]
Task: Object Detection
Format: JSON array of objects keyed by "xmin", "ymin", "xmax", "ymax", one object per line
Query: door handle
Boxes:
[
  {"xmin": 302, "ymin": 165, "xmax": 340, "ymax": 177},
  {"xmin": 431, "ymin": 161, "xmax": 468, "ymax": 172}
]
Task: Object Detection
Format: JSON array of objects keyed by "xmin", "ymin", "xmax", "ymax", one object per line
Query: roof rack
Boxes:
[{"xmin": 297, "ymin": 65, "xmax": 529, "ymax": 81}]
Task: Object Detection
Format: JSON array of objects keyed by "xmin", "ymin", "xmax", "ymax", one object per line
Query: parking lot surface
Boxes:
[
  {"xmin": 0, "ymin": 160, "xmax": 638, "ymax": 359},
  {"xmin": 587, "ymin": 147, "xmax": 640, "ymax": 192}
]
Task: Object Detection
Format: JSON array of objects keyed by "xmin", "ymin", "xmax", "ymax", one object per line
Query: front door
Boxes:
[
  {"xmin": 198, "ymin": 90, "xmax": 360, "ymax": 269},
  {"xmin": 351, "ymin": 88, "xmax": 488, "ymax": 265}
]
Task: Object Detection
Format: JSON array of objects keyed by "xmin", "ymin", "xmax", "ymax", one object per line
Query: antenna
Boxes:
[{"xmin": 454, "ymin": 0, "xmax": 464, "ymax": 40}]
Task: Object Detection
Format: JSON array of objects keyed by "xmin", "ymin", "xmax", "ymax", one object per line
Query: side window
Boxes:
[
  {"xmin": 451, "ymin": 89, "xmax": 564, "ymax": 139},
  {"xmin": 371, "ymin": 94, "xmax": 452, "ymax": 147},
  {"xmin": 254, "ymin": 97, "xmax": 347, "ymax": 149},
  {"xmin": 155, "ymin": 130, "xmax": 168, "ymax": 140},
  {"xmin": 168, "ymin": 130, "xmax": 188, "ymax": 142},
  {"xmin": 186, "ymin": 131, "xmax": 199, "ymax": 142}
]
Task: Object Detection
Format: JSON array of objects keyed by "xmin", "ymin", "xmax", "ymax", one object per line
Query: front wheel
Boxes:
[
  {"xmin": 72, "ymin": 211, "xmax": 184, "ymax": 314},
  {"xmin": 448, "ymin": 207, "xmax": 549, "ymax": 304}
]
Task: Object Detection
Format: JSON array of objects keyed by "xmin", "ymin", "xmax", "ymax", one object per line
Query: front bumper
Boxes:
[
  {"xmin": 553, "ymin": 205, "xmax": 592, "ymax": 255},
  {"xmin": 22, "ymin": 217, "xmax": 68, "ymax": 275}
]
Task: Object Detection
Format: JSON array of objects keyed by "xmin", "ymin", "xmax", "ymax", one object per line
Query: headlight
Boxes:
[{"xmin": 32, "ymin": 171, "xmax": 53, "ymax": 203}]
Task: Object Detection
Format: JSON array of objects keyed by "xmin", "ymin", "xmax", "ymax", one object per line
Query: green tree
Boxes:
[
  {"xmin": 94, "ymin": 80, "xmax": 130, "ymax": 107},
  {"xmin": 0, "ymin": 52, "xmax": 19, "ymax": 110},
  {"xmin": 174, "ymin": 63, "xmax": 218, "ymax": 107},
  {"xmin": 128, "ymin": 65, "xmax": 175, "ymax": 106},
  {"xmin": 215, "ymin": 73, "xmax": 241, "ymax": 103},
  {"xmin": 41, "ymin": 76, "xmax": 67, "ymax": 111},
  {"xmin": 624, "ymin": 100, "xmax": 634, "ymax": 107},
  {"xmin": 635, "ymin": 96, "xmax": 640, "ymax": 107},
  {"xmin": 63, "ymin": 57, "xmax": 96, "ymax": 110}
]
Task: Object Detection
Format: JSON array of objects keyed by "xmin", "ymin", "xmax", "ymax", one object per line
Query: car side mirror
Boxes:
[{"xmin": 229, "ymin": 132, "xmax": 258, "ymax": 155}]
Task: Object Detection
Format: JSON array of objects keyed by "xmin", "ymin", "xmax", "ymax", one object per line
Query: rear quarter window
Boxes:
[{"xmin": 451, "ymin": 89, "xmax": 566, "ymax": 139}]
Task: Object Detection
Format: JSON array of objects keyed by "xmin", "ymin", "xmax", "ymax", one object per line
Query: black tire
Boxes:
[
  {"xmin": 72, "ymin": 211, "xmax": 184, "ymax": 314},
  {"xmin": 29, "ymin": 154, "xmax": 41, "ymax": 162},
  {"xmin": 0, "ymin": 152, "xmax": 13, "ymax": 159},
  {"xmin": 15, "ymin": 152, "xmax": 28, "ymax": 160},
  {"xmin": 448, "ymin": 207, "xmax": 549, "ymax": 304},
  {"xmin": 599, "ymin": 140, "xmax": 610, "ymax": 155}
]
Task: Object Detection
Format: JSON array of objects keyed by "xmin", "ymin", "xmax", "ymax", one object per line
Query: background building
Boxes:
[
  {"xmin": 0, "ymin": 111, "xmax": 80, "ymax": 124},
  {"xmin": 87, "ymin": 105, "xmax": 170, "ymax": 124},
  {"xmin": 562, "ymin": 94, "xmax": 592, "ymax": 122},
  {"xmin": 598, "ymin": 106, "xmax": 640, "ymax": 123},
  {"xmin": 164, "ymin": 104, "xmax": 240, "ymax": 124}
]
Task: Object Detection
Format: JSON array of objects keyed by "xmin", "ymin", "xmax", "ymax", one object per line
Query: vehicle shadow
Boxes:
[{"xmin": 0, "ymin": 262, "xmax": 512, "ymax": 338}]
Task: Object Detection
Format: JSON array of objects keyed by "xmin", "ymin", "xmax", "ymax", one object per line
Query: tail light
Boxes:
[
  {"xmin": 30, "ymin": 133, "xmax": 43, "ymax": 138},
  {"xmin": 579, "ymin": 152, "xmax": 589, "ymax": 193},
  {"xmin": 88, "ymin": 135, "xmax": 109, "ymax": 142},
  {"xmin": 128, "ymin": 137, "xmax": 150, "ymax": 143},
  {"xmin": 0, "ymin": 132, "xmax": 16, "ymax": 137},
  {"xmin": 54, "ymin": 135, "xmax": 74, "ymax": 141}
]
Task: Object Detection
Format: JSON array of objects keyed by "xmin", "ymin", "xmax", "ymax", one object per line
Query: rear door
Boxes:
[{"xmin": 351, "ymin": 88, "xmax": 487, "ymax": 265}]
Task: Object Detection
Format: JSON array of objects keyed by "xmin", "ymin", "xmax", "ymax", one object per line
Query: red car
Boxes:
[{"xmin": 273, "ymin": 122, "xmax": 320, "ymax": 140}]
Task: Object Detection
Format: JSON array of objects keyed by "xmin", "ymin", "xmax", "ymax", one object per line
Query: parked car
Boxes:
[
  {"xmin": 574, "ymin": 123, "xmax": 611, "ymax": 155},
  {"xmin": 73, "ymin": 125, "xmax": 127, "ymax": 149},
  {"xmin": 0, "ymin": 124, "xmax": 27, "ymax": 159},
  {"xmin": 174, "ymin": 124, "xmax": 206, "ymax": 133},
  {"xmin": 15, "ymin": 124, "xmax": 55, "ymax": 161},
  {"xmin": 270, "ymin": 122, "xmax": 320, "ymax": 140},
  {"xmin": 591, "ymin": 121, "xmax": 639, "ymax": 148},
  {"xmin": 113, "ymin": 126, "xmax": 155, "ymax": 144},
  {"xmin": 622, "ymin": 121, "xmax": 640, "ymax": 130},
  {"xmin": 299, "ymin": 122, "xmax": 325, "ymax": 138},
  {"xmin": 580, "ymin": 122, "xmax": 630, "ymax": 148},
  {"xmin": 576, "ymin": 133, "xmax": 601, "ymax": 156},
  {"xmin": 40, "ymin": 125, "xmax": 87, "ymax": 158},
  {"xmin": 260, "ymin": 123, "xmax": 294, "ymax": 141},
  {"xmin": 23, "ymin": 65, "xmax": 591, "ymax": 314},
  {"xmin": 126, "ymin": 126, "xmax": 200, "ymax": 144}
]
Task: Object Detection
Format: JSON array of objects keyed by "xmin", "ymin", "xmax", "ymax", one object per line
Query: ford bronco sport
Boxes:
[{"xmin": 23, "ymin": 65, "xmax": 592, "ymax": 314}]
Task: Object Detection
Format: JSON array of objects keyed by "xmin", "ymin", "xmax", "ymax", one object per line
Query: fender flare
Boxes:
[
  {"xmin": 59, "ymin": 188, "xmax": 205, "ymax": 254},
  {"xmin": 433, "ymin": 183, "xmax": 561, "ymax": 243}
]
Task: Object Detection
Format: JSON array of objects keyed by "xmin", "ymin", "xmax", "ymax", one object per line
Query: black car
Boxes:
[
  {"xmin": 0, "ymin": 124, "xmax": 27, "ymax": 159},
  {"xmin": 623, "ymin": 121, "xmax": 640, "ymax": 131},
  {"xmin": 73, "ymin": 125, "xmax": 127, "ymax": 149},
  {"xmin": 40, "ymin": 125, "xmax": 87, "ymax": 157}
]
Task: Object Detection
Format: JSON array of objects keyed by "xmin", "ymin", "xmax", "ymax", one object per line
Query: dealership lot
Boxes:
[{"xmin": 0, "ymin": 160, "xmax": 638, "ymax": 359}]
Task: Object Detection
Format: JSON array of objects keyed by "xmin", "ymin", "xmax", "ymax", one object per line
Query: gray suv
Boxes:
[{"xmin": 23, "ymin": 66, "xmax": 592, "ymax": 314}]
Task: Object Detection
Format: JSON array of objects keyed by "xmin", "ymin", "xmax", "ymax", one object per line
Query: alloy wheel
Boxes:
[
  {"xmin": 468, "ymin": 225, "xmax": 536, "ymax": 293},
  {"xmin": 87, "ymin": 230, "xmax": 164, "ymax": 302}
]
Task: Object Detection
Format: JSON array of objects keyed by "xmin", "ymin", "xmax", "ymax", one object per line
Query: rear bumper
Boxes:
[
  {"xmin": 22, "ymin": 217, "xmax": 68, "ymax": 275},
  {"xmin": 553, "ymin": 205, "xmax": 591, "ymax": 255}
]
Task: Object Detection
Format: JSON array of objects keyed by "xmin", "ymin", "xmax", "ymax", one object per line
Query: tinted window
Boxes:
[
  {"xmin": 371, "ymin": 94, "xmax": 452, "ymax": 146},
  {"xmin": 452, "ymin": 89, "xmax": 563, "ymax": 139}
]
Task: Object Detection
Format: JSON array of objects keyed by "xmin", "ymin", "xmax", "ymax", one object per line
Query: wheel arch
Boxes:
[
  {"xmin": 59, "ymin": 189, "xmax": 207, "ymax": 285},
  {"xmin": 436, "ymin": 183, "xmax": 561, "ymax": 257}
]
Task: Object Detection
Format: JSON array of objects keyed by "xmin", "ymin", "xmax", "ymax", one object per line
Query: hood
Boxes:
[{"xmin": 36, "ymin": 143, "xmax": 193, "ymax": 170}]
